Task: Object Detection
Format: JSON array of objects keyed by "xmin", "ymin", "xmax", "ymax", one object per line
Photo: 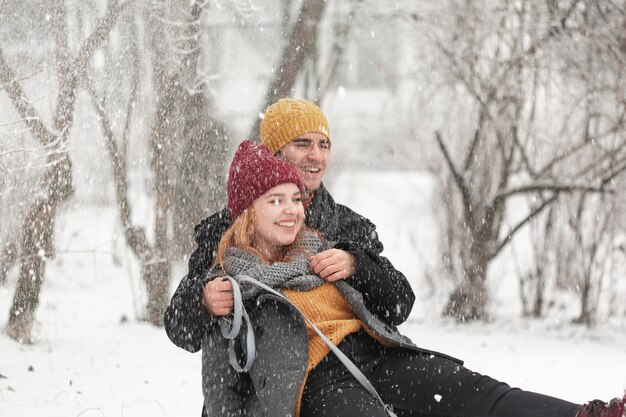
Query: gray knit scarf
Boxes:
[{"xmin": 223, "ymin": 230, "xmax": 330, "ymax": 300}]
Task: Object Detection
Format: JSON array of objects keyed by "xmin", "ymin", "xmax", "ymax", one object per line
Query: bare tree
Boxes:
[
  {"xmin": 144, "ymin": 0, "xmax": 237, "ymax": 324},
  {"xmin": 520, "ymin": 3, "xmax": 626, "ymax": 322},
  {"xmin": 569, "ymin": 193, "xmax": 617, "ymax": 325},
  {"xmin": 81, "ymin": 0, "xmax": 340, "ymax": 325},
  {"xmin": 423, "ymin": 0, "xmax": 626, "ymax": 320},
  {"xmin": 82, "ymin": 1, "xmax": 234, "ymax": 325},
  {"xmin": 0, "ymin": 1, "xmax": 128, "ymax": 342},
  {"xmin": 518, "ymin": 203, "xmax": 557, "ymax": 318},
  {"xmin": 0, "ymin": 0, "xmax": 131, "ymax": 343}
]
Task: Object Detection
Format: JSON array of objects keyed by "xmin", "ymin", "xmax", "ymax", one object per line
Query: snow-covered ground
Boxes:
[{"xmin": 1, "ymin": 172, "xmax": 625, "ymax": 416}]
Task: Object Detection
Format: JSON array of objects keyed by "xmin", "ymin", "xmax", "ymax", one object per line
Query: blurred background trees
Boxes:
[
  {"xmin": 422, "ymin": 0, "xmax": 626, "ymax": 320},
  {"xmin": 1, "ymin": 0, "xmax": 625, "ymax": 343}
]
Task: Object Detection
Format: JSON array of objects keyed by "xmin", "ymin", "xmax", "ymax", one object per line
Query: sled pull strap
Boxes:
[{"xmin": 219, "ymin": 276, "xmax": 256, "ymax": 373}]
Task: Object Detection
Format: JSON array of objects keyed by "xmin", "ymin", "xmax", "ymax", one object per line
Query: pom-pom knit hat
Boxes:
[
  {"xmin": 260, "ymin": 98, "xmax": 331, "ymax": 154},
  {"xmin": 227, "ymin": 140, "xmax": 305, "ymax": 220}
]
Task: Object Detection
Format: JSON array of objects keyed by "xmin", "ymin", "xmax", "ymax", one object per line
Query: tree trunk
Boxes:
[
  {"xmin": 444, "ymin": 259, "xmax": 489, "ymax": 321},
  {"xmin": 249, "ymin": 0, "xmax": 328, "ymax": 139},
  {"xmin": 142, "ymin": 74, "xmax": 179, "ymax": 325},
  {"xmin": 6, "ymin": 154, "xmax": 73, "ymax": 343},
  {"xmin": 172, "ymin": 92, "xmax": 229, "ymax": 257},
  {"xmin": 532, "ymin": 269, "xmax": 545, "ymax": 318},
  {"xmin": 142, "ymin": 258, "xmax": 171, "ymax": 326},
  {"xmin": 6, "ymin": 201, "xmax": 54, "ymax": 343},
  {"xmin": 575, "ymin": 268, "xmax": 593, "ymax": 326}
]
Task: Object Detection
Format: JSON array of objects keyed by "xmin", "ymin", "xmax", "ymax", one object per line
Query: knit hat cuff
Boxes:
[
  {"xmin": 228, "ymin": 172, "xmax": 303, "ymax": 220},
  {"xmin": 264, "ymin": 113, "xmax": 331, "ymax": 154}
]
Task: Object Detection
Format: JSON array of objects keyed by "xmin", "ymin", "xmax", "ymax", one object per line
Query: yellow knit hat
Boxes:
[{"xmin": 260, "ymin": 98, "xmax": 331, "ymax": 154}]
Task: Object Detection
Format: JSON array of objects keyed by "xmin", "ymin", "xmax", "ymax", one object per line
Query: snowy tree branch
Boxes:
[
  {"xmin": 462, "ymin": 111, "xmax": 484, "ymax": 172},
  {"xmin": 494, "ymin": 183, "xmax": 612, "ymax": 201},
  {"xmin": 85, "ymin": 77, "xmax": 150, "ymax": 261},
  {"xmin": 0, "ymin": 47, "xmax": 56, "ymax": 146},
  {"xmin": 434, "ymin": 131, "xmax": 474, "ymax": 224},
  {"xmin": 0, "ymin": 67, "xmax": 43, "ymax": 92},
  {"xmin": 492, "ymin": 193, "xmax": 559, "ymax": 258}
]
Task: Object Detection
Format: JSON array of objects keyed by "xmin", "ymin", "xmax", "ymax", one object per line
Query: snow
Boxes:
[{"xmin": 1, "ymin": 173, "xmax": 625, "ymax": 416}]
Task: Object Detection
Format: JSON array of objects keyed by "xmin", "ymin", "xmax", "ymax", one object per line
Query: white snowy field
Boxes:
[{"xmin": 1, "ymin": 172, "xmax": 625, "ymax": 417}]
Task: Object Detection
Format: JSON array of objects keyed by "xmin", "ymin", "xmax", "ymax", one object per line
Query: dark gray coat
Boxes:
[{"xmin": 201, "ymin": 280, "xmax": 454, "ymax": 417}]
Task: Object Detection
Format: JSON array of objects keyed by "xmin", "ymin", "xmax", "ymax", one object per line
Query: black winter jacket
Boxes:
[{"xmin": 164, "ymin": 183, "xmax": 416, "ymax": 353}]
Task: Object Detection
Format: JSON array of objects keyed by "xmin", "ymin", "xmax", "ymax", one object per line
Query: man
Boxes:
[{"xmin": 165, "ymin": 97, "xmax": 414, "ymax": 353}]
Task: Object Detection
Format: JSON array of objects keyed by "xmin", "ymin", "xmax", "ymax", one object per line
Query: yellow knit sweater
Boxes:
[{"xmin": 282, "ymin": 282, "xmax": 391, "ymax": 417}]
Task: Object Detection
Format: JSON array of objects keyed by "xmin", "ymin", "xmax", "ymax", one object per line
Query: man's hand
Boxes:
[
  {"xmin": 310, "ymin": 249, "xmax": 357, "ymax": 282},
  {"xmin": 202, "ymin": 278, "xmax": 234, "ymax": 316}
]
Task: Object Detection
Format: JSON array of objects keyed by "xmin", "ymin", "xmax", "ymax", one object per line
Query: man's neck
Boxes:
[{"xmin": 303, "ymin": 188, "xmax": 317, "ymax": 210}]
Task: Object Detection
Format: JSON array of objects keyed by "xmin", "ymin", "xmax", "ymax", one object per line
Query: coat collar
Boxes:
[{"xmin": 305, "ymin": 182, "xmax": 339, "ymax": 232}]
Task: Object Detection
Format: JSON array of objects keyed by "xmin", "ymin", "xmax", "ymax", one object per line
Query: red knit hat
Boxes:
[{"xmin": 227, "ymin": 140, "xmax": 304, "ymax": 220}]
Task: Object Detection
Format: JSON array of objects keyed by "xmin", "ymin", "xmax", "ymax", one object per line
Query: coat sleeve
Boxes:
[
  {"xmin": 333, "ymin": 207, "xmax": 415, "ymax": 326},
  {"xmin": 163, "ymin": 209, "xmax": 231, "ymax": 352}
]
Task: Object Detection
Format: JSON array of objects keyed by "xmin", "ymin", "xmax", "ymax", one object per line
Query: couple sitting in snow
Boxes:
[{"xmin": 165, "ymin": 98, "xmax": 625, "ymax": 417}]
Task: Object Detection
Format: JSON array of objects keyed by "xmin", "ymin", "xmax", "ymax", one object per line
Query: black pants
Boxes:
[{"xmin": 300, "ymin": 331, "xmax": 581, "ymax": 417}]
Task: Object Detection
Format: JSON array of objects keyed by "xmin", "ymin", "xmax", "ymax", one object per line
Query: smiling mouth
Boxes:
[
  {"xmin": 277, "ymin": 221, "xmax": 296, "ymax": 228},
  {"xmin": 302, "ymin": 167, "xmax": 321, "ymax": 174}
]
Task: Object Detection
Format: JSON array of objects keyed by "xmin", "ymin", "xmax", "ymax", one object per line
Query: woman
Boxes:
[{"xmin": 180, "ymin": 140, "xmax": 625, "ymax": 417}]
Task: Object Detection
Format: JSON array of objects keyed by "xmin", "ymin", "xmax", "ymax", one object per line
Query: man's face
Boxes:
[{"xmin": 277, "ymin": 132, "xmax": 331, "ymax": 195}]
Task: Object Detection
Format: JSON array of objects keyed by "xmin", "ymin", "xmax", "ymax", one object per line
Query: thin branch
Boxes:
[
  {"xmin": 492, "ymin": 193, "xmax": 559, "ymax": 258},
  {"xmin": 462, "ymin": 110, "xmax": 484, "ymax": 172},
  {"xmin": 434, "ymin": 130, "xmax": 474, "ymax": 224},
  {"xmin": 0, "ymin": 149, "xmax": 70, "ymax": 172},
  {"xmin": 495, "ymin": 183, "xmax": 612, "ymax": 201},
  {"xmin": 435, "ymin": 39, "xmax": 493, "ymax": 117},
  {"xmin": 1, "ymin": 126, "xmax": 33, "ymax": 135},
  {"xmin": 536, "ymin": 140, "xmax": 593, "ymax": 177},
  {"xmin": 599, "ymin": 158, "xmax": 626, "ymax": 187},
  {"xmin": 0, "ymin": 117, "xmax": 41, "ymax": 127},
  {"xmin": 0, "ymin": 47, "xmax": 55, "ymax": 146},
  {"xmin": 121, "ymin": 14, "xmax": 140, "ymax": 158},
  {"xmin": 0, "ymin": 67, "xmax": 44, "ymax": 92},
  {"xmin": 0, "ymin": 135, "xmax": 65, "ymax": 157},
  {"xmin": 152, "ymin": 13, "xmax": 202, "ymax": 27},
  {"xmin": 514, "ymin": 70, "xmax": 539, "ymax": 177},
  {"xmin": 570, "ymin": 145, "xmax": 626, "ymax": 182},
  {"xmin": 169, "ymin": 45, "xmax": 200, "ymax": 55},
  {"xmin": 85, "ymin": 79, "xmax": 150, "ymax": 261}
]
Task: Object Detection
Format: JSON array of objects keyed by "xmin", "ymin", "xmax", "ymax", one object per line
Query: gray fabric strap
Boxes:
[
  {"xmin": 219, "ymin": 277, "xmax": 256, "ymax": 372},
  {"xmin": 221, "ymin": 274, "xmax": 397, "ymax": 417}
]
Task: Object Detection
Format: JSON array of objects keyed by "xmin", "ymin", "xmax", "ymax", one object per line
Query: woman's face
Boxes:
[{"xmin": 251, "ymin": 183, "xmax": 304, "ymax": 260}]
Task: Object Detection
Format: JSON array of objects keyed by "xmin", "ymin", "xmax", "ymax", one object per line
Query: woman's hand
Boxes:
[
  {"xmin": 202, "ymin": 278, "xmax": 234, "ymax": 316},
  {"xmin": 310, "ymin": 249, "xmax": 357, "ymax": 282}
]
